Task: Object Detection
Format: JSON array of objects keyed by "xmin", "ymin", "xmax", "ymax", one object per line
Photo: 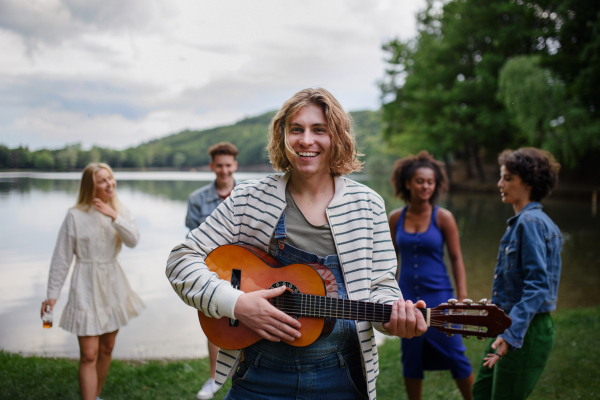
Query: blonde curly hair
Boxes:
[{"xmin": 267, "ymin": 88, "xmax": 363, "ymax": 176}]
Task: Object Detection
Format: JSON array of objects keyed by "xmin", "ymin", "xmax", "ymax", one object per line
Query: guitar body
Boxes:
[{"xmin": 198, "ymin": 244, "xmax": 338, "ymax": 350}]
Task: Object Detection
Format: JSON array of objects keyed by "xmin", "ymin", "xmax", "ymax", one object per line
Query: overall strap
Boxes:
[{"xmin": 274, "ymin": 211, "xmax": 287, "ymax": 250}]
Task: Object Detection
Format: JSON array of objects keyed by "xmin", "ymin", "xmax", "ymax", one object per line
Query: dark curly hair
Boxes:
[
  {"xmin": 498, "ymin": 148, "xmax": 560, "ymax": 202},
  {"xmin": 390, "ymin": 150, "xmax": 448, "ymax": 204}
]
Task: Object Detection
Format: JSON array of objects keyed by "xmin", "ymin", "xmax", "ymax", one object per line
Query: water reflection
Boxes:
[{"xmin": 0, "ymin": 173, "xmax": 598, "ymax": 360}]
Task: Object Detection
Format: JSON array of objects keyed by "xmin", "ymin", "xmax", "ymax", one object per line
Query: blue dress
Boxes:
[{"xmin": 395, "ymin": 206, "xmax": 472, "ymax": 380}]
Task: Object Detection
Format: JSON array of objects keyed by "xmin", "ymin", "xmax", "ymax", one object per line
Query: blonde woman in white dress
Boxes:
[{"xmin": 40, "ymin": 163, "xmax": 145, "ymax": 400}]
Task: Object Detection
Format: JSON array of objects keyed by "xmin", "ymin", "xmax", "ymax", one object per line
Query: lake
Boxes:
[{"xmin": 1, "ymin": 171, "xmax": 598, "ymax": 360}]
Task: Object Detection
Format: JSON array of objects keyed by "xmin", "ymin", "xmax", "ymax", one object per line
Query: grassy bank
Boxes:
[{"xmin": 2, "ymin": 306, "xmax": 599, "ymax": 399}]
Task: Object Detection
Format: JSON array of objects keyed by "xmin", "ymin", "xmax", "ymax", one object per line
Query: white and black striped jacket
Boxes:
[{"xmin": 166, "ymin": 173, "xmax": 402, "ymax": 400}]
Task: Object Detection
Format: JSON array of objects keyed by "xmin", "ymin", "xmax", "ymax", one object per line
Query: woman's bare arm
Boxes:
[
  {"xmin": 388, "ymin": 208, "xmax": 402, "ymax": 281},
  {"xmin": 437, "ymin": 208, "xmax": 468, "ymax": 301}
]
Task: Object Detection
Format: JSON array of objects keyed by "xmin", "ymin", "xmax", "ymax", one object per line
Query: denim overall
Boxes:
[{"xmin": 224, "ymin": 212, "xmax": 368, "ymax": 400}]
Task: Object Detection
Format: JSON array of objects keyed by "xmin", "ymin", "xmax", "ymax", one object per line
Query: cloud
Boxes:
[
  {"xmin": 3, "ymin": 103, "xmax": 256, "ymax": 150},
  {"xmin": 0, "ymin": 74, "xmax": 154, "ymax": 117},
  {"xmin": 0, "ymin": 0, "xmax": 172, "ymax": 54}
]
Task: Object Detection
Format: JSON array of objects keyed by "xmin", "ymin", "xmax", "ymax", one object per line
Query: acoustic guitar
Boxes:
[{"xmin": 198, "ymin": 244, "xmax": 511, "ymax": 350}]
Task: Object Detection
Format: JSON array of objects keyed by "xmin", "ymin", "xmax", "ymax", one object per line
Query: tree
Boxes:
[
  {"xmin": 54, "ymin": 144, "xmax": 80, "ymax": 171},
  {"xmin": 498, "ymin": 55, "xmax": 600, "ymax": 168},
  {"xmin": 33, "ymin": 150, "xmax": 55, "ymax": 170},
  {"xmin": 543, "ymin": 0, "xmax": 600, "ymax": 120},
  {"xmin": 13, "ymin": 147, "xmax": 33, "ymax": 169},
  {"xmin": 0, "ymin": 145, "xmax": 11, "ymax": 169},
  {"xmin": 380, "ymin": 0, "xmax": 580, "ymax": 180}
]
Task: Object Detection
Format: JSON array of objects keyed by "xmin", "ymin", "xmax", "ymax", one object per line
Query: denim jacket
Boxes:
[
  {"xmin": 185, "ymin": 180, "xmax": 238, "ymax": 230},
  {"xmin": 491, "ymin": 202, "xmax": 562, "ymax": 348}
]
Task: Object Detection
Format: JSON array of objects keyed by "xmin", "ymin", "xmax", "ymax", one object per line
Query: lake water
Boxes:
[{"xmin": 1, "ymin": 171, "xmax": 598, "ymax": 360}]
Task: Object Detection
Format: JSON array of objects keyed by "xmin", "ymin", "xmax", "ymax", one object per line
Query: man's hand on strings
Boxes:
[
  {"xmin": 234, "ymin": 286, "xmax": 302, "ymax": 342},
  {"xmin": 383, "ymin": 299, "xmax": 428, "ymax": 338}
]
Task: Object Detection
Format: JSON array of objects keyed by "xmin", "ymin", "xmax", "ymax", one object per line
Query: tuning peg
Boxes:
[
  {"xmin": 463, "ymin": 299, "xmax": 473, "ymax": 305},
  {"xmin": 462, "ymin": 334, "xmax": 470, "ymax": 339},
  {"xmin": 446, "ymin": 333, "xmax": 455, "ymax": 337},
  {"xmin": 447, "ymin": 298, "xmax": 458, "ymax": 305},
  {"xmin": 477, "ymin": 336, "xmax": 486, "ymax": 341},
  {"xmin": 478, "ymin": 298, "xmax": 488, "ymax": 305}
]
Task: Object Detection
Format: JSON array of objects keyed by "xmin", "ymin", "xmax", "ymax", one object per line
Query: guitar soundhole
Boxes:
[{"xmin": 269, "ymin": 281, "xmax": 301, "ymax": 320}]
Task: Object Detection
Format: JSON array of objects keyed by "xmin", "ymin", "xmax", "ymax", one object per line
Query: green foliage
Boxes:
[
  {"xmin": 0, "ymin": 110, "xmax": 384, "ymax": 171},
  {"xmin": 33, "ymin": 150, "xmax": 55, "ymax": 170},
  {"xmin": 53, "ymin": 144, "xmax": 80, "ymax": 171},
  {"xmin": 498, "ymin": 55, "xmax": 600, "ymax": 168},
  {"xmin": 120, "ymin": 112, "xmax": 277, "ymax": 169},
  {"xmin": 13, "ymin": 146, "xmax": 34, "ymax": 169},
  {"xmin": 543, "ymin": 0, "xmax": 600, "ymax": 120},
  {"xmin": 380, "ymin": 0, "xmax": 600, "ymax": 174},
  {"xmin": 0, "ymin": 145, "xmax": 13, "ymax": 168}
]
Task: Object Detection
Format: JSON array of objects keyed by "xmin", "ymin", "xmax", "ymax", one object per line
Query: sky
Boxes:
[{"xmin": 0, "ymin": 0, "xmax": 424, "ymax": 150}]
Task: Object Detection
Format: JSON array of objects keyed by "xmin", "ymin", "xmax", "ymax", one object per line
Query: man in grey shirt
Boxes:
[{"xmin": 186, "ymin": 142, "xmax": 238, "ymax": 399}]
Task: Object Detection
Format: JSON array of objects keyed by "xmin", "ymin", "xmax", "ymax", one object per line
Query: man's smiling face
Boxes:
[{"xmin": 285, "ymin": 103, "xmax": 331, "ymax": 179}]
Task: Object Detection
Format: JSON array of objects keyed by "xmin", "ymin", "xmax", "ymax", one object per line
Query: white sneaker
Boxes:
[{"xmin": 196, "ymin": 378, "xmax": 220, "ymax": 400}]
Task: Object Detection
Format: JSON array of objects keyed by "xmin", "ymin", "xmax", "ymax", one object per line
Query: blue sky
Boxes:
[{"xmin": 0, "ymin": 0, "xmax": 423, "ymax": 150}]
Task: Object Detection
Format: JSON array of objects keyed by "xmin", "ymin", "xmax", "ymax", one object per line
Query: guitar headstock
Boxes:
[{"xmin": 428, "ymin": 298, "xmax": 512, "ymax": 340}]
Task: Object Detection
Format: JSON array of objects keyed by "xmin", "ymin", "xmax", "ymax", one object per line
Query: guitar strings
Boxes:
[
  {"xmin": 271, "ymin": 298, "xmax": 485, "ymax": 324},
  {"xmin": 271, "ymin": 298, "xmax": 490, "ymax": 334},
  {"xmin": 272, "ymin": 297, "xmax": 482, "ymax": 316},
  {"xmin": 271, "ymin": 310, "xmax": 485, "ymax": 319},
  {"xmin": 272, "ymin": 307, "xmax": 482, "ymax": 319},
  {"xmin": 269, "ymin": 305, "xmax": 487, "ymax": 331}
]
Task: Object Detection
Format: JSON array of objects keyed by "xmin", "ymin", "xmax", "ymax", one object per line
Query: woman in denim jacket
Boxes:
[{"xmin": 472, "ymin": 148, "xmax": 562, "ymax": 400}]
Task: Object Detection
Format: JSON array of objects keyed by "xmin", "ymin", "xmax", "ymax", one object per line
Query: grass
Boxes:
[{"xmin": 2, "ymin": 306, "xmax": 599, "ymax": 399}]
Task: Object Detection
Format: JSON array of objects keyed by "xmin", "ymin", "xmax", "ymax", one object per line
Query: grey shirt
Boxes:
[{"xmin": 269, "ymin": 187, "xmax": 337, "ymax": 258}]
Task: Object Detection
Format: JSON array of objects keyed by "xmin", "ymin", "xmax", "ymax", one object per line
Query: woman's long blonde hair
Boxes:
[
  {"xmin": 267, "ymin": 88, "xmax": 363, "ymax": 176},
  {"xmin": 75, "ymin": 163, "xmax": 120, "ymax": 214}
]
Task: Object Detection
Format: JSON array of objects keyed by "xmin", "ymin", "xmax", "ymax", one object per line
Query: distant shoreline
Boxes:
[{"xmin": 1, "ymin": 164, "xmax": 598, "ymax": 199}]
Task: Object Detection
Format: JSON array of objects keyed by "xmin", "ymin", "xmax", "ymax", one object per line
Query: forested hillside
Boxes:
[{"xmin": 0, "ymin": 110, "xmax": 383, "ymax": 171}]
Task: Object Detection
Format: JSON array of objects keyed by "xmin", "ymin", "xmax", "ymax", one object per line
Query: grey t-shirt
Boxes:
[{"xmin": 269, "ymin": 187, "xmax": 337, "ymax": 258}]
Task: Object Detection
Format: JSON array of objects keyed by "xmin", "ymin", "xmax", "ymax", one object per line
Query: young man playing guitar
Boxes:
[{"xmin": 167, "ymin": 88, "xmax": 428, "ymax": 400}]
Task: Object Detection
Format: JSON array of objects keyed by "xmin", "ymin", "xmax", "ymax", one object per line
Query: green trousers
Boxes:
[{"xmin": 472, "ymin": 312, "xmax": 556, "ymax": 400}]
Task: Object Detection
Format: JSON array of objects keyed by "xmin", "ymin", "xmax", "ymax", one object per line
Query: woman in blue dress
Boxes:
[{"xmin": 388, "ymin": 151, "xmax": 474, "ymax": 400}]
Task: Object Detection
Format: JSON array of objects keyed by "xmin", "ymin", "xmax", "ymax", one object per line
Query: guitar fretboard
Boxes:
[{"xmin": 271, "ymin": 292, "xmax": 428, "ymax": 323}]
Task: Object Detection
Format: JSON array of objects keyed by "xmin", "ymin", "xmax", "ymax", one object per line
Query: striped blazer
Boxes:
[{"xmin": 166, "ymin": 172, "xmax": 402, "ymax": 400}]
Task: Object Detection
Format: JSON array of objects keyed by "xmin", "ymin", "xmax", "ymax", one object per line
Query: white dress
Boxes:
[{"xmin": 47, "ymin": 205, "xmax": 145, "ymax": 336}]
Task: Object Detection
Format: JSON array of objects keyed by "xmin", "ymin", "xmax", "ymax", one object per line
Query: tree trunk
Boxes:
[
  {"xmin": 444, "ymin": 154, "xmax": 453, "ymax": 188},
  {"xmin": 464, "ymin": 144, "xmax": 474, "ymax": 179},
  {"xmin": 470, "ymin": 139, "xmax": 486, "ymax": 183}
]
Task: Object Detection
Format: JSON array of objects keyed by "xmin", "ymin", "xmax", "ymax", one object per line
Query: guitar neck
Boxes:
[{"xmin": 271, "ymin": 292, "xmax": 429, "ymax": 324}]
